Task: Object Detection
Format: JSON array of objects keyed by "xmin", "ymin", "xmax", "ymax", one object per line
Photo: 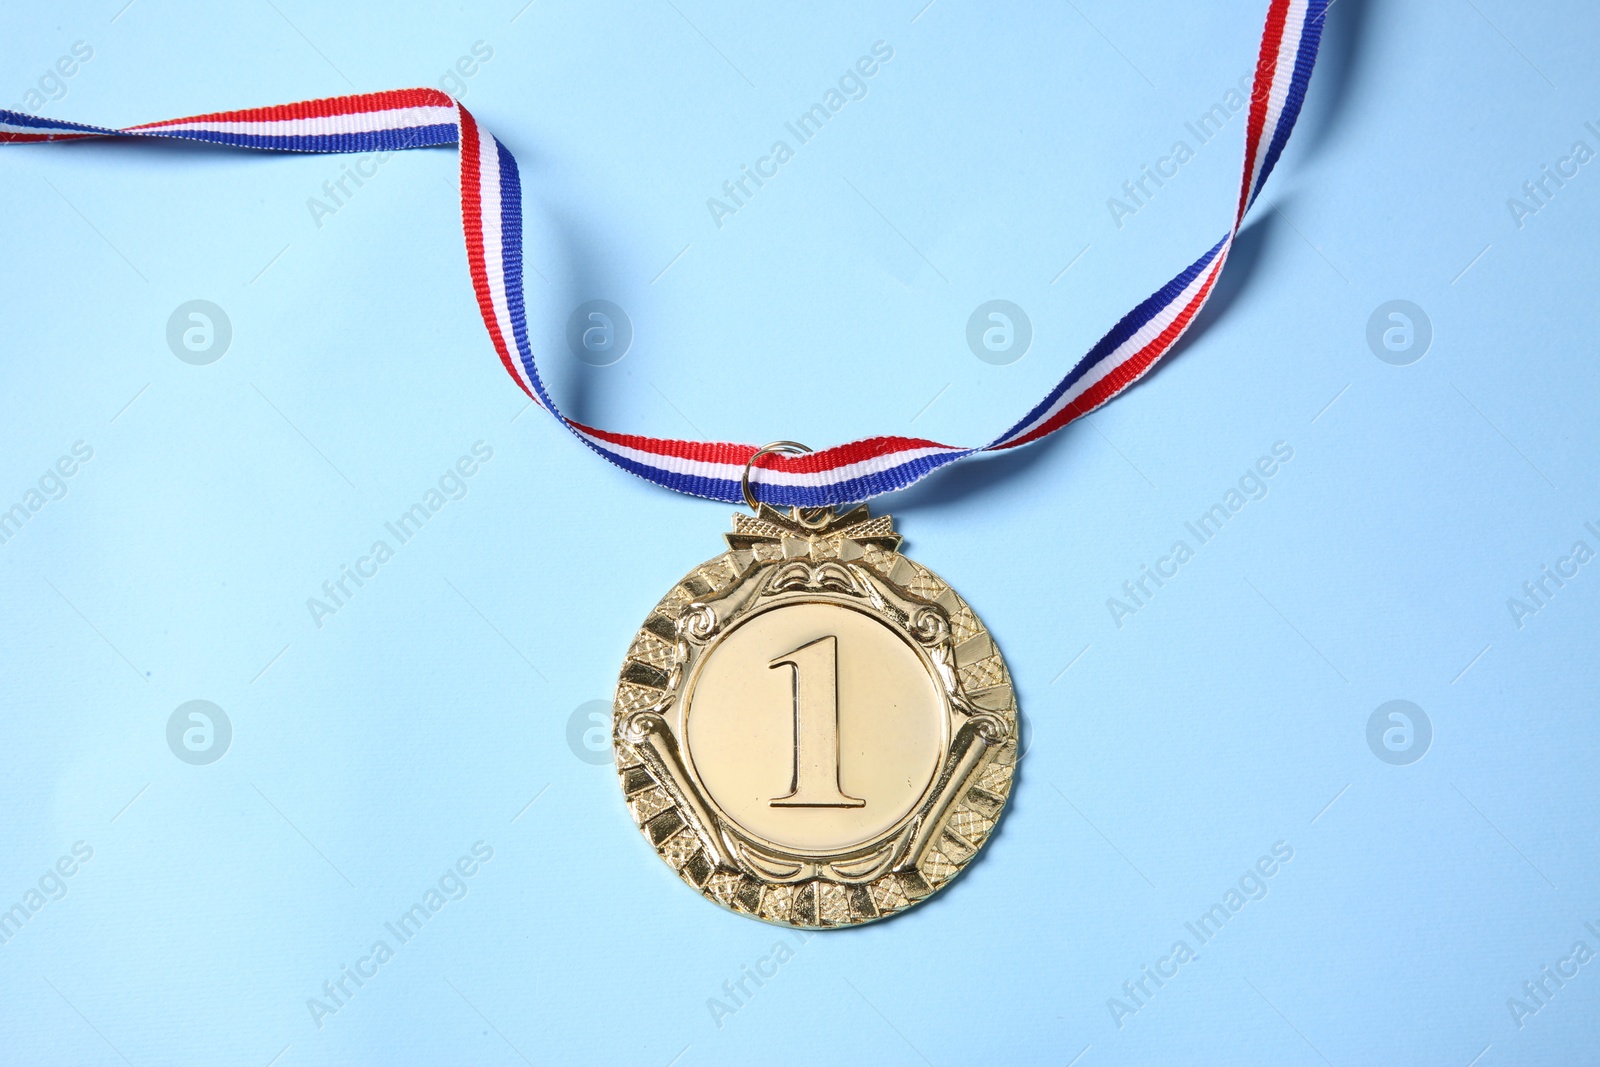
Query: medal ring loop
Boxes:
[{"xmin": 741, "ymin": 441, "xmax": 811, "ymax": 513}]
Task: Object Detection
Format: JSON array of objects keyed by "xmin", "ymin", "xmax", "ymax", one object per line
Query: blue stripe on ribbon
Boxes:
[
  {"xmin": 0, "ymin": 109, "xmax": 111, "ymax": 134},
  {"xmin": 496, "ymin": 137, "xmax": 537, "ymax": 388},
  {"xmin": 125, "ymin": 124, "xmax": 461, "ymax": 153}
]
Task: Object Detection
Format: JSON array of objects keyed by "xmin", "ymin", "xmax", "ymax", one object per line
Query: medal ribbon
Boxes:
[{"xmin": 3, "ymin": 0, "xmax": 1326, "ymax": 508}]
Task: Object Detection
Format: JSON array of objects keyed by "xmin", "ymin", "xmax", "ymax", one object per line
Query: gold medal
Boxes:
[{"xmin": 611, "ymin": 446, "xmax": 1019, "ymax": 927}]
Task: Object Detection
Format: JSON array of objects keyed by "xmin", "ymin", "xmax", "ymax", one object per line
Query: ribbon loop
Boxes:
[{"xmin": 3, "ymin": 0, "xmax": 1327, "ymax": 507}]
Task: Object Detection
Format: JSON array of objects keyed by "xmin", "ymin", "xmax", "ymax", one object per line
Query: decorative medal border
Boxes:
[{"xmin": 1, "ymin": 0, "xmax": 1327, "ymax": 508}]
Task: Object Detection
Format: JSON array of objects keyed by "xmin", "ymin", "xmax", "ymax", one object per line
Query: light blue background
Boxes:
[{"xmin": 3, "ymin": 1, "xmax": 1599, "ymax": 1064}]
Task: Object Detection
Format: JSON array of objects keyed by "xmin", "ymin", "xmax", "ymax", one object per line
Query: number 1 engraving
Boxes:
[{"xmin": 768, "ymin": 635, "xmax": 865, "ymax": 808}]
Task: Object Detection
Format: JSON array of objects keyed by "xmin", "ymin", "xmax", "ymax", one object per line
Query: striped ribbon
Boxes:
[{"xmin": 3, "ymin": 0, "xmax": 1326, "ymax": 507}]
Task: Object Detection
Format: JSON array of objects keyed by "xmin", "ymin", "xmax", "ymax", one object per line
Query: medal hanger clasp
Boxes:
[{"xmin": 742, "ymin": 441, "xmax": 833, "ymax": 529}]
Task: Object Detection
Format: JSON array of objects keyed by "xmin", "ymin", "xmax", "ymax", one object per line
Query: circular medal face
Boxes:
[{"xmin": 611, "ymin": 506, "xmax": 1018, "ymax": 928}]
